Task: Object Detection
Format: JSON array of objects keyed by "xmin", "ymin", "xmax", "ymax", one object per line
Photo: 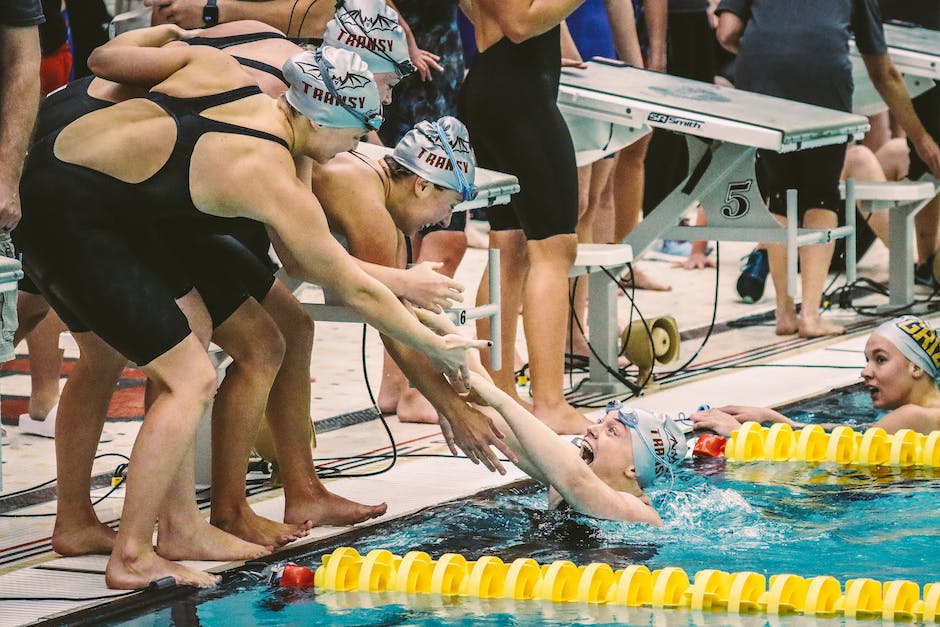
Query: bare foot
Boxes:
[
  {"xmin": 52, "ymin": 520, "xmax": 116, "ymax": 556},
  {"xmin": 775, "ymin": 309, "xmax": 799, "ymax": 336},
  {"xmin": 396, "ymin": 387, "xmax": 439, "ymax": 423},
  {"xmin": 799, "ymin": 316, "xmax": 845, "ymax": 338},
  {"xmin": 211, "ymin": 505, "xmax": 310, "ymax": 548},
  {"xmin": 619, "ymin": 266, "xmax": 671, "ymax": 292},
  {"xmin": 377, "ymin": 379, "xmax": 401, "ymax": 415},
  {"xmin": 532, "ymin": 403, "xmax": 591, "ymax": 435},
  {"xmin": 284, "ymin": 489, "xmax": 388, "ymax": 527},
  {"xmin": 106, "ymin": 547, "xmax": 220, "ymax": 590},
  {"xmin": 157, "ymin": 518, "xmax": 271, "ymax": 562}
]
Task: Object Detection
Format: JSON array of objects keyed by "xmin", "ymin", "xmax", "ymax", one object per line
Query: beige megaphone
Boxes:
[{"xmin": 620, "ymin": 315, "xmax": 680, "ymax": 387}]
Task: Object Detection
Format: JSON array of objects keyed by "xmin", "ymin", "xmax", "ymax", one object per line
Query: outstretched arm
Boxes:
[
  {"xmin": 470, "ymin": 373, "xmax": 661, "ymax": 523},
  {"xmin": 863, "ymin": 53, "xmax": 940, "ymax": 178},
  {"xmin": 147, "ymin": 0, "xmax": 330, "ymax": 38}
]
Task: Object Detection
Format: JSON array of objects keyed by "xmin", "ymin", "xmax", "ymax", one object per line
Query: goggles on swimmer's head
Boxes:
[
  {"xmin": 432, "ymin": 121, "xmax": 477, "ymax": 202},
  {"xmin": 316, "ymin": 51, "xmax": 384, "ymax": 132},
  {"xmin": 605, "ymin": 400, "xmax": 673, "ymax": 472},
  {"xmin": 334, "ymin": 0, "xmax": 417, "ymax": 79}
]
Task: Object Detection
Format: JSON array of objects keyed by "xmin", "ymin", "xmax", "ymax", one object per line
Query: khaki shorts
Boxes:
[{"xmin": 0, "ymin": 233, "xmax": 22, "ymax": 363}]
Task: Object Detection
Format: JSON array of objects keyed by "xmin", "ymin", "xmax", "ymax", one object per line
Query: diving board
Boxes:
[{"xmin": 558, "ymin": 59, "xmax": 869, "ymax": 393}]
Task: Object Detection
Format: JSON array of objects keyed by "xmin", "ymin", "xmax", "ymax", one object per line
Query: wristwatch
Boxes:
[{"xmin": 202, "ymin": 0, "xmax": 219, "ymax": 27}]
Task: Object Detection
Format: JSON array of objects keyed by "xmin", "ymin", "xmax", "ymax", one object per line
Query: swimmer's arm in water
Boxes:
[
  {"xmin": 469, "ymin": 372, "xmax": 662, "ymax": 524},
  {"xmin": 692, "ymin": 405, "xmax": 797, "ymax": 437}
]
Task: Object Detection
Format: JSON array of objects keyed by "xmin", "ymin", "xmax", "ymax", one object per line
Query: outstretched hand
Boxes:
[
  {"xmin": 439, "ymin": 402, "xmax": 516, "ymax": 474},
  {"xmin": 409, "ymin": 45, "xmax": 443, "ymax": 82},
  {"xmin": 401, "ymin": 261, "xmax": 463, "ymax": 313},
  {"xmin": 912, "ymin": 133, "xmax": 940, "ymax": 180}
]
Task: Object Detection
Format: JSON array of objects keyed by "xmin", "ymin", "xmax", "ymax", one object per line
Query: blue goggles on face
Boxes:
[
  {"xmin": 605, "ymin": 400, "xmax": 672, "ymax": 470},
  {"xmin": 335, "ymin": 1, "xmax": 416, "ymax": 79},
  {"xmin": 432, "ymin": 122, "xmax": 477, "ymax": 202},
  {"xmin": 316, "ymin": 52, "xmax": 383, "ymax": 132}
]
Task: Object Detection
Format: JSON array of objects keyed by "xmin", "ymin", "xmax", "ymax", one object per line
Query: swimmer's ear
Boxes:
[
  {"xmin": 623, "ymin": 463, "xmax": 637, "ymax": 482},
  {"xmin": 414, "ymin": 177, "xmax": 433, "ymax": 198},
  {"xmin": 911, "ymin": 363, "xmax": 925, "ymax": 379}
]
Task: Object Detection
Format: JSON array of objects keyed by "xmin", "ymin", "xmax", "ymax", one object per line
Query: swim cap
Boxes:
[
  {"xmin": 872, "ymin": 315, "xmax": 940, "ymax": 378},
  {"xmin": 324, "ymin": 0, "xmax": 415, "ymax": 78},
  {"xmin": 391, "ymin": 116, "xmax": 477, "ymax": 201},
  {"xmin": 608, "ymin": 401, "xmax": 687, "ymax": 488},
  {"xmin": 282, "ymin": 46, "xmax": 383, "ymax": 130}
]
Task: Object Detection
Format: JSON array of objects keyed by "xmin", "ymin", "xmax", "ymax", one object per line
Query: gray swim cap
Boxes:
[
  {"xmin": 391, "ymin": 116, "xmax": 477, "ymax": 201},
  {"xmin": 324, "ymin": 0, "xmax": 415, "ymax": 78},
  {"xmin": 608, "ymin": 401, "xmax": 687, "ymax": 488},
  {"xmin": 282, "ymin": 46, "xmax": 383, "ymax": 130}
]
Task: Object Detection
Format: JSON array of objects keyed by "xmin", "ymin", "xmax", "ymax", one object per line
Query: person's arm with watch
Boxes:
[{"xmin": 146, "ymin": 0, "xmax": 330, "ymax": 38}]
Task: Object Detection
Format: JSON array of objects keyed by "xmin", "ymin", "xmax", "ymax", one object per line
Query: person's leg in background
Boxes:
[
  {"xmin": 570, "ymin": 157, "xmax": 615, "ymax": 360},
  {"xmin": 763, "ymin": 145, "xmax": 848, "ymax": 338}
]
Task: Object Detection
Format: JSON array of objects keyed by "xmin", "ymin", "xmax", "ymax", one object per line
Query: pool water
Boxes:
[{"xmin": 94, "ymin": 385, "xmax": 939, "ymax": 626}]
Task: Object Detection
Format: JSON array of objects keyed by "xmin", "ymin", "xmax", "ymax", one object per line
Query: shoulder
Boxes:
[{"xmin": 877, "ymin": 404, "xmax": 940, "ymax": 435}]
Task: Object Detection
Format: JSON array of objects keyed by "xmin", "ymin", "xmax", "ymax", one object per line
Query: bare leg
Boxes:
[
  {"xmin": 842, "ymin": 144, "xmax": 889, "ymax": 245},
  {"xmin": 915, "ymin": 196, "xmax": 940, "ymax": 266},
  {"xmin": 524, "ymin": 233, "xmax": 591, "ymax": 434},
  {"xmin": 105, "ymin": 334, "xmax": 222, "ymax": 590},
  {"xmin": 612, "ymin": 137, "xmax": 670, "ymax": 291},
  {"xmin": 259, "ymin": 281, "xmax": 388, "ymax": 527},
  {"xmin": 207, "ymin": 298, "xmax": 312, "ymax": 547},
  {"xmin": 570, "ymin": 160, "xmax": 615, "ymax": 357},
  {"xmin": 22, "ymin": 309, "xmax": 65, "ymax": 419},
  {"xmin": 797, "ymin": 209, "xmax": 844, "ymax": 337},
  {"xmin": 476, "ymin": 229, "xmax": 532, "ymax": 410},
  {"xmin": 51, "ymin": 331, "xmax": 127, "ymax": 556},
  {"xmin": 53, "ymin": 289, "xmax": 209, "ymax": 557}
]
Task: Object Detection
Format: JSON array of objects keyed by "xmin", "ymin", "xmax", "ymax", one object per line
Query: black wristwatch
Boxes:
[{"xmin": 202, "ymin": 0, "xmax": 219, "ymax": 27}]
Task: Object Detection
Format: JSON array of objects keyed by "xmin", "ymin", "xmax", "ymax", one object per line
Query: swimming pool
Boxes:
[{"xmin": 78, "ymin": 384, "xmax": 939, "ymax": 626}]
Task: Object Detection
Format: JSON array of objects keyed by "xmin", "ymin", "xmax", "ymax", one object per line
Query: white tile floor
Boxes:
[{"xmin": 0, "ymin": 230, "xmax": 929, "ymax": 625}]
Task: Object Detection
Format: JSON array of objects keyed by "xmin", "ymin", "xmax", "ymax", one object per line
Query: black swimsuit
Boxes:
[
  {"xmin": 16, "ymin": 86, "xmax": 288, "ymax": 365},
  {"xmin": 458, "ymin": 26, "xmax": 578, "ymax": 240}
]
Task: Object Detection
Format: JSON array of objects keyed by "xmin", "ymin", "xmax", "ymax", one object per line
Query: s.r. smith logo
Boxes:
[{"xmin": 647, "ymin": 112, "xmax": 703, "ymax": 130}]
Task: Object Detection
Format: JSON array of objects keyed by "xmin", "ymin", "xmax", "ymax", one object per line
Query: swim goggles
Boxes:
[
  {"xmin": 315, "ymin": 51, "xmax": 383, "ymax": 132},
  {"xmin": 335, "ymin": 0, "xmax": 417, "ymax": 78},
  {"xmin": 606, "ymin": 400, "xmax": 672, "ymax": 471},
  {"xmin": 432, "ymin": 121, "xmax": 477, "ymax": 202}
]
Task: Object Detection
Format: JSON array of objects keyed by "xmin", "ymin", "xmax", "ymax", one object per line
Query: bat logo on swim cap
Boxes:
[
  {"xmin": 293, "ymin": 60, "xmax": 371, "ymax": 89},
  {"xmin": 338, "ymin": 9, "xmax": 399, "ymax": 33},
  {"xmin": 423, "ymin": 130, "xmax": 472, "ymax": 157}
]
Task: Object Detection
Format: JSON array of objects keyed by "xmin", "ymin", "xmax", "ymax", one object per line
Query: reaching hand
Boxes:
[
  {"xmin": 561, "ymin": 57, "xmax": 587, "ymax": 69},
  {"xmin": 439, "ymin": 402, "xmax": 516, "ymax": 474},
  {"xmin": 912, "ymin": 133, "xmax": 940, "ymax": 180},
  {"xmin": 425, "ymin": 334, "xmax": 491, "ymax": 390},
  {"xmin": 0, "ymin": 184, "xmax": 22, "ymax": 233},
  {"xmin": 401, "ymin": 261, "xmax": 464, "ymax": 313},
  {"xmin": 690, "ymin": 408, "xmax": 743, "ymax": 437},
  {"xmin": 408, "ymin": 45, "xmax": 442, "ymax": 82}
]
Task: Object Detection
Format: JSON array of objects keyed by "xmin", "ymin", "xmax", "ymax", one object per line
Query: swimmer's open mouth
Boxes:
[{"xmin": 580, "ymin": 441, "xmax": 595, "ymax": 465}]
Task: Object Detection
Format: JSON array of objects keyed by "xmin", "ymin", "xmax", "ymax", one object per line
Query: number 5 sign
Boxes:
[{"xmin": 721, "ymin": 180, "xmax": 753, "ymax": 219}]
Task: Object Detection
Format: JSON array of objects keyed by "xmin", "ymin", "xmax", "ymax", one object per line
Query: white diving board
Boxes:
[{"xmin": 558, "ymin": 59, "xmax": 869, "ymax": 393}]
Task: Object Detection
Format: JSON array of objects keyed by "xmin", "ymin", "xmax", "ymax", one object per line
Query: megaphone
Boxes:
[{"xmin": 620, "ymin": 315, "xmax": 680, "ymax": 387}]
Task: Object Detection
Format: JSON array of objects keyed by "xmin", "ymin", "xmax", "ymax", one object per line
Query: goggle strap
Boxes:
[
  {"xmin": 315, "ymin": 51, "xmax": 380, "ymax": 131},
  {"xmin": 432, "ymin": 122, "xmax": 475, "ymax": 201}
]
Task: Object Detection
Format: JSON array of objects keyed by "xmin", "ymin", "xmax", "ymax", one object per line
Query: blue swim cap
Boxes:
[
  {"xmin": 282, "ymin": 46, "xmax": 383, "ymax": 130},
  {"xmin": 324, "ymin": 0, "xmax": 415, "ymax": 78},
  {"xmin": 391, "ymin": 116, "xmax": 477, "ymax": 201}
]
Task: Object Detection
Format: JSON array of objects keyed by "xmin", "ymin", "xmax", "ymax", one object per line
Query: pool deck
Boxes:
[{"xmin": 0, "ymin": 232, "xmax": 934, "ymax": 626}]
